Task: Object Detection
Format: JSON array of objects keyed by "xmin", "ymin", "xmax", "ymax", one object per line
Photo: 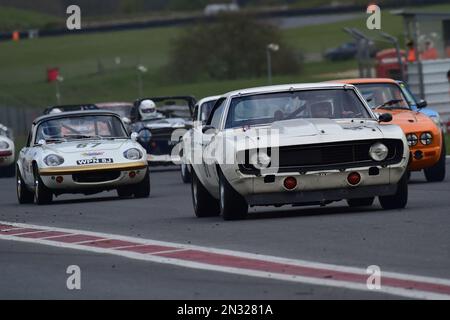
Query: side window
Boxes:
[
  {"xmin": 209, "ymin": 99, "xmax": 226, "ymax": 129},
  {"xmin": 193, "ymin": 104, "xmax": 199, "ymax": 121}
]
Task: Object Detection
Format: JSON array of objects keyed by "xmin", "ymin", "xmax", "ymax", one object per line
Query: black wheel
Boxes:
[
  {"xmin": 181, "ymin": 163, "xmax": 191, "ymax": 184},
  {"xmin": 117, "ymin": 187, "xmax": 133, "ymax": 198},
  {"xmin": 17, "ymin": 166, "xmax": 34, "ymax": 204},
  {"xmin": 379, "ymin": 172, "xmax": 408, "ymax": 210},
  {"xmin": 347, "ymin": 197, "xmax": 375, "ymax": 208},
  {"xmin": 219, "ymin": 171, "xmax": 248, "ymax": 221},
  {"xmin": 133, "ymin": 170, "xmax": 151, "ymax": 198},
  {"xmin": 424, "ymin": 137, "xmax": 446, "ymax": 182},
  {"xmin": 4, "ymin": 163, "xmax": 15, "ymax": 177},
  {"xmin": 191, "ymin": 169, "xmax": 220, "ymax": 218},
  {"xmin": 33, "ymin": 165, "xmax": 52, "ymax": 205}
]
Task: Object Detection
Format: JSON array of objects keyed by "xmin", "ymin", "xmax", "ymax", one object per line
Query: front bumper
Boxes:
[
  {"xmin": 408, "ymin": 145, "xmax": 442, "ymax": 171},
  {"xmin": 39, "ymin": 161, "xmax": 147, "ymax": 190},
  {"xmin": 0, "ymin": 151, "xmax": 14, "ymax": 167},
  {"xmin": 225, "ymin": 164, "xmax": 406, "ymax": 205}
]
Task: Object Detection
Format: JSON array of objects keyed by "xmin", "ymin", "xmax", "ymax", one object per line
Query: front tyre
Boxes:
[
  {"xmin": 181, "ymin": 163, "xmax": 191, "ymax": 184},
  {"xmin": 379, "ymin": 172, "xmax": 408, "ymax": 210},
  {"xmin": 219, "ymin": 171, "xmax": 248, "ymax": 221},
  {"xmin": 424, "ymin": 137, "xmax": 446, "ymax": 182},
  {"xmin": 33, "ymin": 165, "xmax": 52, "ymax": 205},
  {"xmin": 17, "ymin": 167, "xmax": 34, "ymax": 204},
  {"xmin": 191, "ymin": 169, "xmax": 220, "ymax": 218},
  {"xmin": 133, "ymin": 170, "xmax": 151, "ymax": 198}
]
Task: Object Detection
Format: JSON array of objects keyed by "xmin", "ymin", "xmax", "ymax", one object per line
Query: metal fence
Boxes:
[
  {"xmin": 407, "ymin": 59, "xmax": 450, "ymax": 121},
  {"xmin": 0, "ymin": 106, "xmax": 40, "ymax": 137}
]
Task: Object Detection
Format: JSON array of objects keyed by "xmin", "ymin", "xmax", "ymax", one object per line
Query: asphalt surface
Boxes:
[{"xmin": 0, "ymin": 162, "xmax": 449, "ymax": 299}]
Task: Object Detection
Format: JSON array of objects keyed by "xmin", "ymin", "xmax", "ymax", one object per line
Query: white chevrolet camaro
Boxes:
[
  {"xmin": 16, "ymin": 111, "xmax": 149, "ymax": 205},
  {"xmin": 0, "ymin": 124, "xmax": 15, "ymax": 177},
  {"xmin": 188, "ymin": 83, "xmax": 410, "ymax": 220}
]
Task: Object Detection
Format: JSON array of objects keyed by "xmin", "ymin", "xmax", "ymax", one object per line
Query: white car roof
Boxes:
[
  {"xmin": 197, "ymin": 95, "xmax": 222, "ymax": 106},
  {"xmin": 222, "ymin": 82, "xmax": 356, "ymax": 98}
]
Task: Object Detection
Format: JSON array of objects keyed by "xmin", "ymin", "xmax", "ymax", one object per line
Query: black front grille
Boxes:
[
  {"xmin": 239, "ymin": 139, "xmax": 404, "ymax": 174},
  {"xmin": 73, "ymin": 171, "xmax": 121, "ymax": 183}
]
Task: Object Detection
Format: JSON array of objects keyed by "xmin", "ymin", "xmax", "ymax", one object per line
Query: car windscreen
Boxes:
[
  {"xmin": 225, "ymin": 89, "xmax": 371, "ymax": 129},
  {"xmin": 355, "ymin": 83, "xmax": 411, "ymax": 110},
  {"xmin": 35, "ymin": 115, "xmax": 127, "ymax": 143},
  {"xmin": 154, "ymin": 99, "xmax": 191, "ymax": 119},
  {"xmin": 98, "ymin": 105, "xmax": 132, "ymax": 118}
]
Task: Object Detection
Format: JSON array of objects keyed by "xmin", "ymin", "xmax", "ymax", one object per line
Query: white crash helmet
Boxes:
[{"xmin": 139, "ymin": 99, "xmax": 158, "ymax": 120}]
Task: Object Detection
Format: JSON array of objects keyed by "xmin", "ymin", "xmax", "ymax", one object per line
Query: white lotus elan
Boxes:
[
  {"xmin": 16, "ymin": 110, "xmax": 149, "ymax": 205},
  {"xmin": 188, "ymin": 83, "xmax": 410, "ymax": 220}
]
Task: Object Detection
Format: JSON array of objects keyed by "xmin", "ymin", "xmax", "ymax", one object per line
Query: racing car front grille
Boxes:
[
  {"xmin": 73, "ymin": 171, "xmax": 121, "ymax": 183},
  {"xmin": 239, "ymin": 139, "xmax": 404, "ymax": 174}
]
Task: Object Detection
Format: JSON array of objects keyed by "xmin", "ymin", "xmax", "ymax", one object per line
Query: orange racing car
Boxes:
[{"xmin": 334, "ymin": 78, "xmax": 446, "ymax": 182}]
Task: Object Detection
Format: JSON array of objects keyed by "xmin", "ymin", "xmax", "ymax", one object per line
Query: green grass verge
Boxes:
[
  {"xmin": 0, "ymin": 3, "xmax": 449, "ymax": 108},
  {"xmin": 0, "ymin": 6, "xmax": 61, "ymax": 32}
]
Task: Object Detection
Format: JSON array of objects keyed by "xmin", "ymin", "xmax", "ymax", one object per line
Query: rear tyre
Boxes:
[
  {"xmin": 219, "ymin": 171, "xmax": 248, "ymax": 221},
  {"xmin": 33, "ymin": 165, "xmax": 52, "ymax": 205},
  {"xmin": 379, "ymin": 172, "xmax": 408, "ymax": 210},
  {"xmin": 181, "ymin": 163, "xmax": 191, "ymax": 184},
  {"xmin": 347, "ymin": 197, "xmax": 374, "ymax": 208},
  {"xmin": 191, "ymin": 169, "xmax": 220, "ymax": 218},
  {"xmin": 424, "ymin": 137, "xmax": 446, "ymax": 182},
  {"xmin": 17, "ymin": 167, "xmax": 34, "ymax": 204},
  {"xmin": 133, "ymin": 170, "xmax": 151, "ymax": 198}
]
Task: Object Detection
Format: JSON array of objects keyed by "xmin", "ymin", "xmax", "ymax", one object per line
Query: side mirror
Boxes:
[
  {"xmin": 37, "ymin": 139, "xmax": 47, "ymax": 146},
  {"xmin": 417, "ymin": 100, "xmax": 427, "ymax": 109},
  {"xmin": 378, "ymin": 113, "xmax": 393, "ymax": 123},
  {"xmin": 202, "ymin": 125, "xmax": 216, "ymax": 134},
  {"xmin": 122, "ymin": 117, "xmax": 131, "ymax": 125},
  {"xmin": 130, "ymin": 132, "xmax": 138, "ymax": 141}
]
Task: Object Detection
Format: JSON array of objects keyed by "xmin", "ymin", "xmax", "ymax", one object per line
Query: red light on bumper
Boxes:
[
  {"xmin": 283, "ymin": 177, "xmax": 297, "ymax": 190},
  {"xmin": 56, "ymin": 176, "xmax": 64, "ymax": 184},
  {"xmin": 347, "ymin": 172, "xmax": 361, "ymax": 186},
  {"xmin": 129, "ymin": 171, "xmax": 136, "ymax": 178}
]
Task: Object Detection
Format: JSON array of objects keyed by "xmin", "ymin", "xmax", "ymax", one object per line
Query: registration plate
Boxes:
[{"xmin": 76, "ymin": 158, "xmax": 114, "ymax": 165}]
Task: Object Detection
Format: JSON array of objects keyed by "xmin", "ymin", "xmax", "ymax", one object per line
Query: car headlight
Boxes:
[
  {"xmin": 406, "ymin": 133, "xmax": 418, "ymax": 147},
  {"xmin": 44, "ymin": 154, "xmax": 64, "ymax": 167},
  {"xmin": 0, "ymin": 141, "xmax": 9, "ymax": 149},
  {"xmin": 250, "ymin": 151, "xmax": 271, "ymax": 169},
  {"xmin": 123, "ymin": 148, "xmax": 143, "ymax": 160},
  {"xmin": 369, "ymin": 142, "xmax": 388, "ymax": 161},
  {"xmin": 420, "ymin": 132, "xmax": 433, "ymax": 145},
  {"xmin": 138, "ymin": 129, "xmax": 152, "ymax": 144}
]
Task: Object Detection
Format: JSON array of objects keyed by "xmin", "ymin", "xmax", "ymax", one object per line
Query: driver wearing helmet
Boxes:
[{"xmin": 139, "ymin": 99, "xmax": 163, "ymax": 121}]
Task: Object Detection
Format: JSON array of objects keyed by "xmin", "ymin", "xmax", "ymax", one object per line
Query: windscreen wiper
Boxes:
[{"xmin": 374, "ymin": 99, "xmax": 403, "ymax": 110}]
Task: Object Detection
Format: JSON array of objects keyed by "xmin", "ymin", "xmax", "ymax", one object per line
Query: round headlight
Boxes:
[
  {"xmin": 138, "ymin": 129, "xmax": 152, "ymax": 143},
  {"xmin": 250, "ymin": 151, "xmax": 271, "ymax": 170},
  {"xmin": 369, "ymin": 142, "xmax": 388, "ymax": 161},
  {"xmin": 420, "ymin": 132, "xmax": 433, "ymax": 145},
  {"xmin": 406, "ymin": 133, "xmax": 418, "ymax": 147},
  {"xmin": 123, "ymin": 148, "xmax": 143, "ymax": 160},
  {"xmin": 44, "ymin": 154, "xmax": 64, "ymax": 167},
  {"xmin": 0, "ymin": 141, "xmax": 10, "ymax": 149}
]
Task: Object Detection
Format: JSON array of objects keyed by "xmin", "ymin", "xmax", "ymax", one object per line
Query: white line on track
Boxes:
[{"xmin": 1, "ymin": 220, "xmax": 449, "ymax": 300}]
